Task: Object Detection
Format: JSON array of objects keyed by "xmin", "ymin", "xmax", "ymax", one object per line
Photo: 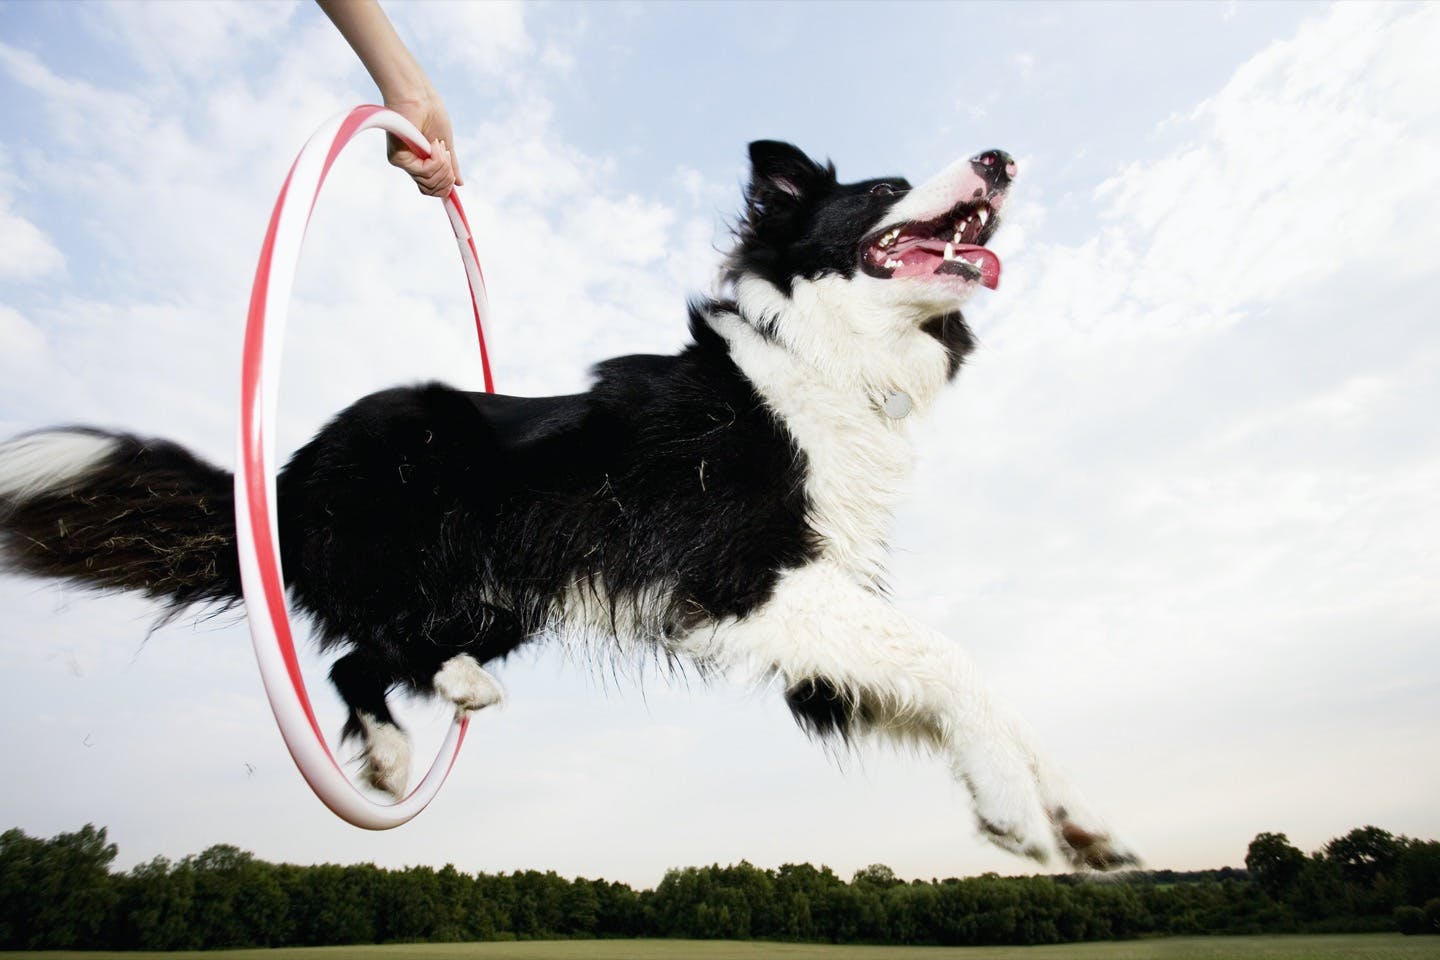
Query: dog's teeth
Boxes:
[
  {"xmin": 884, "ymin": 258, "xmax": 903, "ymax": 269},
  {"xmin": 944, "ymin": 242, "xmax": 955, "ymax": 261},
  {"xmin": 978, "ymin": 208, "xmax": 989, "ymax": 225},
  {"xmin": 953, "ymin": 230, "xmax": 963, "ymax": 244}
]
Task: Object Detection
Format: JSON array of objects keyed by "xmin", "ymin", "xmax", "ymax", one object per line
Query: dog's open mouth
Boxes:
[{"xmin": 860, "ymin": 200, "xmax": 1001, "ymax": 289}]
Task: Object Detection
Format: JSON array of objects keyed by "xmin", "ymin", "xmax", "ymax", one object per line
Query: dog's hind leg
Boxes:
[
  {"xmin": 330, "ymin": 634, "xmax": 505, "ymax": 799},
  {"xmin": 330, "ymin": 651, "xmax": 411, "ymax": 799},
  {"xmin": 689, "ymin": 562, "xmax": 1137, "ymax": 870}
]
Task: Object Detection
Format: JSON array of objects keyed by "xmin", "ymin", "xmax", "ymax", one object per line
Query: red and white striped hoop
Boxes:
[{"xmin": 237, "ymin": 106, "xmax": 493, "ymax": 829}]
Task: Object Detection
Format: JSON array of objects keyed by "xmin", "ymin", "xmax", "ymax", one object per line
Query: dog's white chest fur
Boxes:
[{"xmin": 712, "ymin": 310, "xmax": 915, "ymax": 589}]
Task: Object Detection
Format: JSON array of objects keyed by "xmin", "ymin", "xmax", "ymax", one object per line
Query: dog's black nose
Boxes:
[{"xmin": 970, "ymin": 149, "xmax": 1017, "ymax": 190}]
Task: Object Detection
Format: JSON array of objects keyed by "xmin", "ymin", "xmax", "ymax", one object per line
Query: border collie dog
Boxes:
[{"xmin": 0, "ymin": 141, "xmax": 1133, "ymax": 869}]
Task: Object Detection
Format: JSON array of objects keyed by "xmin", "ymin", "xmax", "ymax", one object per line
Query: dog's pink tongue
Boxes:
[{"xmin": 955, "ymin": 245, "xmax": 1001, "ymax": 289}]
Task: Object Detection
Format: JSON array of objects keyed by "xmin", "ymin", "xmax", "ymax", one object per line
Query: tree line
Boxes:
[{"xmin": 1, "ymin": 823, "xmax": 1436, "ymax": 950}]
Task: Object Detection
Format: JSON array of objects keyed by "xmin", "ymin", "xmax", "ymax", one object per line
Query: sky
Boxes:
[{"xmin": 0, "ymin": 0, "xmax": 1437, "ymax": 888}]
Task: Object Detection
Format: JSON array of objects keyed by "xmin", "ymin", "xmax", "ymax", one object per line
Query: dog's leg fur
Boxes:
[
  {"xmin": 330, "ymin": 651, "xmax": 410, "ymax": 797},
  {"xmin": 355, "ymin": 711, "xmax": 411, "ymax": 799},
  {"xmin": 687, "ymin": 563, "xmax": 1134, "ymax": 868},
  {"xmin": 433, "ymin": 654, "xmax": 504, "ymax": 715}
]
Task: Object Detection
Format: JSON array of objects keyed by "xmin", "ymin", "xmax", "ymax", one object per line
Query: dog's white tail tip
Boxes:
[{"xmin": 0, "ymin": 430, "xmax": 121, "ymax": 503}]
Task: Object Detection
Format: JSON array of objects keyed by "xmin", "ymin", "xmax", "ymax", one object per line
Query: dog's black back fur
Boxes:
[{"xmin": 279, "ymin": 307, "xmax": 817, "ymax": 701}]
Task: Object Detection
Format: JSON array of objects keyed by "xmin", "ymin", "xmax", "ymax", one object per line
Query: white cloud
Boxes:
[
  {"xmin": 1084, "ymin": 2, "xmax": 1439, "ymax": 324},
  {"xmin": 0, "ymin": 305, "xmax": 50, "ymax": 405},
  {"xmin": 85, "ymin": 0, "xmax": 296, "ymax": 84},
  {"xmin": 0, "ymin": 209, "xmax": 63, "ymax": 281},
  {"xmin": 0, "ymin": 145, "xmax": 64, "ymax": 282},
  {"xmin": 388, "ymin": 1, "xmax": 536, "ymax": 85},
  {"xmin": 0, "ymin": 41, "xmax": 153, "ymax": 155}
]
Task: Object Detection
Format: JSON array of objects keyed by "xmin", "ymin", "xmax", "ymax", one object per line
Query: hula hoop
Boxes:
[{"xmin": 237, "ymin": 105, "xmax": 493, "ymax": 829}]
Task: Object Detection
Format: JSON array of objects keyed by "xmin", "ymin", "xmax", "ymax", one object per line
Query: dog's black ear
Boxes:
[{"xmin": 746, "ymin": 140, "xmax": 827, "ymax": 207}]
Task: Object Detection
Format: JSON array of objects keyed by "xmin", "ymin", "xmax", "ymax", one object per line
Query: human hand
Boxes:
[
  {"xmin": 316, "ymin": 0, "xmax": 462, "ymax": 198},
  {"xmin": 384, "ymin": 90, "xmax": 463, "ymax": 198}
]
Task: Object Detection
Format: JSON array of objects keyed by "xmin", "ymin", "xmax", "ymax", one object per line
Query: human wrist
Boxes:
[
  {"xmin": 381, "ymin": 77, "xmax": 436, "ymax": 110},
  {"xmin": 371, "ymin": 54, "xmax": 431, "ymax": 106}
]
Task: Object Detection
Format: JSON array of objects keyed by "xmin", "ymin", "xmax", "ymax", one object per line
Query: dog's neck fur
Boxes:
[
  {"xmin": 707, "ymin": 277, "xmax": 959, "ymax": 590},
  {"xmin": 729, "ymin": 275, "xmax": 957, "ymax": 413}
]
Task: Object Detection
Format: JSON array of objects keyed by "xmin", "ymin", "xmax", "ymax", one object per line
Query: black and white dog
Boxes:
[{"xmin": 0, "ymin": 141, "xmax": 1133, "ymax": 869}]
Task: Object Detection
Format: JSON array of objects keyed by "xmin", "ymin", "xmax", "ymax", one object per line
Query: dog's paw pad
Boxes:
[
  {"xmin": 434, "ymin": 654, "xmax": 504, "ymax": 714},
  {"xmin": 357, "ymin": 714, "xmax": 410, "ymax": 800},
  {"xmin": 1059, "ymin": 819, "xmax": 1139, "ymax": 871}
]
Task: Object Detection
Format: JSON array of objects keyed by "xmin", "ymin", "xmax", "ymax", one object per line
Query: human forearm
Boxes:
[{"xmin": 316, "ymin": 0, "xmax": 429, "ymax": 102}]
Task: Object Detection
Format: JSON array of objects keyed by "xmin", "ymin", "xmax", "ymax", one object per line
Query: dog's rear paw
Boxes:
[
  {"xmin": 433, "ymin": 654, "xmax": 504, "ymax": 715},
  {"xmin": 356, "ymin": 713, "xmax": 411, "ymax": 799}
]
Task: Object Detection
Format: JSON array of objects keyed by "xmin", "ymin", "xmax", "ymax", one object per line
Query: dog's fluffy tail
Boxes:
[{"xmin": 0, "ymin": 429, "xmax": 241, "ymax": 612}]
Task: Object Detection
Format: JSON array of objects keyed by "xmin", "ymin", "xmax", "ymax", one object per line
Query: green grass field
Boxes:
[{"xmin": 4, "ymin": 934, "xmax": 1436, "ymax": 960}]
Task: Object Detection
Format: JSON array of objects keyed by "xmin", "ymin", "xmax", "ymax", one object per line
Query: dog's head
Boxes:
[{"xmin": 723, "ymin": 141, "xmax": 1015, "ymax": 390}]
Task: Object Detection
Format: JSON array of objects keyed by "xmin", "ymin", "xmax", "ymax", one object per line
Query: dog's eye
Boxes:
[{"xmin": 870, "ymin": 183, "xmax": 898, "ymax": 196}]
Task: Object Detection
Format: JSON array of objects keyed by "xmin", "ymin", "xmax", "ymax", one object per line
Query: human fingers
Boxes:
[
  {"xmin": 383, "ymin": 92, "xmax": 461, "ymax": 190},
  {"xmin": 415, "ymin": 139, "xmax": 455, "ymax": 196},
  {"xmin": 389, "ymin": 137, "xmax": 455, "ymax": 197},
  {"xmin": 428, "ymin": 118, "xmax": 461, "ymax": 186}
]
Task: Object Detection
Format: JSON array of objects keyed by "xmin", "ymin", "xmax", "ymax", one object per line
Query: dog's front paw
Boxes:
[
  {"xmin": 1031, "ymin": 763, "xmax": 1139, "ymax": 870},
  {"xmin": 433, "ymin": 654, "xmax": 504, "ymax": 715},
  {"xmin": 1054, "ymin": 809, "xmax": 1139, "ymax": 871},
  {"xmin": 956, "ymin": 749, "xmax": 1056, "ymax": 864},
  {"xmin": 356, "ymin": 713, "xmax": 411, "ymax": 799},
  {"xmin": 956, "ymin": 736, "xmax": 1139, "ymax": 871}
]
